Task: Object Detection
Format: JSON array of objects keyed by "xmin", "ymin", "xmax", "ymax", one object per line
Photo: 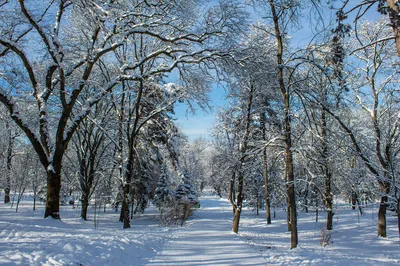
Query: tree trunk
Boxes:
[
  {"xmin": 261, "ymin": 112, "xmax": 271, "ymax": 224},
  {"xmin": 269, "ymin": 0, "xmax": 298, "ymax": 248},
  {"xmin": 256, "ymin": 195, "xmax": 259, "ymax": 216},
  {"xmin": 315, "ymin": 187, "xmax": 319, "ymax": 222},
  {"xmin": 232, "ymin": 208, "xmax": 241, "ymax": 233},
  {"xmin": 80, "ymin": 188, "xmax": 90, "ymax": 220},
  {"xmin": 287, "ymin": 195, "xmax": 291, "ymax": 231},
  {"xmin": 326, "ymin": 200, "xmax": 334, "ymax": 231},
  {"xmin": 4, "ymin": 121, "xmax": 12, "ymax": 204},
  {"xmin": 351, "ymin": 191, "xmax": 357, "ymax": 210},
  {"xmin": 378, "ymin": 195, "xmax": 388, "ymax": 237},
  {"xmin": 357, "ymin": 196, "xmax": 364, "ymax": 215},
  {"xmin": 397, "ymin": 199, "xmax": 400, "ymax": 241},
  {"xmin": 386, "ymin": 0, "xmax": 400, "ymax": 56},
  {"xmin": 321, "ymin": 109, "xmax": 334, "ymax": 231},
  {"xmin": 304, "ymin": 181, "xmax": 309, "ymax": 214},
  {"xmin": 229, "ymin": 171, "xmax": 236, "ymax": 215},
  {"xmin": 33, "ymin": 186, "xmax": 36, "ymax": 211},
  {"xmin": 44, "ymin": 170, "xmax": 61, "ymax": 219},
  {"xmin": 324, "ymin": 175, "xmax": 334, "ymax": 230},
  {"xmin": 4, "ymin": 185, "xmax": 10, "ymax": 204},
  {"xmin": 232, "ymin": 171, "xmax": 244, "ymax": 233},
  {"xmin": 121, "ymin": 183, "xmax": 131, "ymax": 229}
]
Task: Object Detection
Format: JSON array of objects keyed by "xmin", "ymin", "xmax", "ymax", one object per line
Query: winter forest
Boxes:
[{"xmin": 0, "ymin": 0, "xmax": 400, "ymax": 265}]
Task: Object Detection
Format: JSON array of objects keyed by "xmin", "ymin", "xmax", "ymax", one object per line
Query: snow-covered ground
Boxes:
[{"xmin": 0, "ymin": 192, "xmax": 399, "ymax": 265}]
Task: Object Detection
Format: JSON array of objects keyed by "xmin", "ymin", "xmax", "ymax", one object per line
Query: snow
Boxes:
[
  {"xmin": 1, "ymin": 192, "xmax": 399, "ymax": 265},
  {"xmin": 148, "ymin": 195, "xmax": 265, "ymax": 265}
]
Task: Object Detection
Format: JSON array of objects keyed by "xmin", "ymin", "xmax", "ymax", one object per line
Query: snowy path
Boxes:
[{"xmin": 148, "ymin": 193, "xmax": 266, "ymax": 266}]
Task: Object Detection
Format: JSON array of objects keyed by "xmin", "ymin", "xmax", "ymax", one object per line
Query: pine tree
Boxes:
[
  {"xmin": 153, "ymin": 163, "xmax": 175, "ymax": 209},
  {"xmin": 175, "ymin": 170, "xmax": 198, "ymax": 205}
]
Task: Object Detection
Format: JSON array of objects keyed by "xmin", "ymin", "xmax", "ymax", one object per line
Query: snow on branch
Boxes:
[{"xmin": 0, "ymin": 88, "xmax": 48, "ymax": 167}]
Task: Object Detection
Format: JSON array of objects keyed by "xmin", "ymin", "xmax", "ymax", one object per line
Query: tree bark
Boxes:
[
  {"xmin": 232, "ymin": 208, "xmax": 241, "ymax": 233},
  {"xmin": 378, "ymin": 195, "xmax": 388, "ymax": 237},
  {"xmin": 261, "ymin": 112, "xmax": 271, "ymax": 224},
  {"xmin": 287, "ymin": 196, "xmax": 291, "ymax": 232},
  {"xmin": 121, "ymin": 145, "xmax": 136, "ymax": 229},
  {"xmin": 229, "ymin": 171, "xmax": 236, "ymax": 215},
  {"xmin": 386, "ymin": 0, "xmax": 400, "ymax": 56},
  {"xmin": 231, "ymin": 82, "xmax": 254, "ymax": 233},
  {"xmin": 321, "ymin": 110, "xmax": 333, "ymax": 231},
  {"xmin": 44, "ymin": 170, "xmax": 61, "ymax": 219},
  {"xmin": 269, "ymin": 0, "xmax": 298, "ymax": 248},
  {"xmin": 377, "ymin": 181, "xmax": 390, "ymax": 237},
  {"xmin": 122, "ymin": 184, "xmax": 131, "ymax": 229},
  {"xmin": 80, "ymin": 188, "xmax": 90, "ymax": 221},
  {"xmin": 397, "ymin": 199, "xmax": 400, "ymax": 240},
  {"xmin": 232, "ymin": 171, "xmax": 244, "ymax": 233},
  {"xmin": 4, "ymin": 121, "xmax": 13, "ymax": 204}
]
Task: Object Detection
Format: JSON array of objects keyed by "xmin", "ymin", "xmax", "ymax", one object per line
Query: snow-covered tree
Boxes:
[
  {"xmin": 175, "ymin": 170, "xmax": 198, "ymax": 206},
  {"xmin": 0, "ymin": 0, "xmax": 246, "ymax": 220},
  {"xmin": 153, "ymin": 163, "xmax": 175, "ymax": 210}
]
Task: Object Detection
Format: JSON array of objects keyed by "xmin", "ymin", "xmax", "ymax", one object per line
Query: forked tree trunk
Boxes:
[{"xmin": 44, "ymin": 170, "xmax": 62, "ymax": 219}]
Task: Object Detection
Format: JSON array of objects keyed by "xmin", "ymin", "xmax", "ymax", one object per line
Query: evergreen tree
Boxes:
[
  {"xmin": 153, "ymin": 163, "xmax": 175, "ymax": 209},
  {"xmin": 175, "ymin": 170, "xmax": 198, "ymax": 205}
]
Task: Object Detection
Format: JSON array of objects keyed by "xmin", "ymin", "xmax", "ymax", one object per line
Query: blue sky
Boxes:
[
  {"xmin": 172, "ymin": 2, "xmax": 383, "ymax": 141},
  {"xmin": 173, "ymin": 84, "xmax": 227, "ymax": 141}
]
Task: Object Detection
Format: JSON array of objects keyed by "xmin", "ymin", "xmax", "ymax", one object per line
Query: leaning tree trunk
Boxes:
[
  {"xmin": 232, "ymin": 171, "xmax": 244, "ymax": 233},
  {"xmin": 44, "ymin": 170, "xmax": 62, "ymax": 219}
]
